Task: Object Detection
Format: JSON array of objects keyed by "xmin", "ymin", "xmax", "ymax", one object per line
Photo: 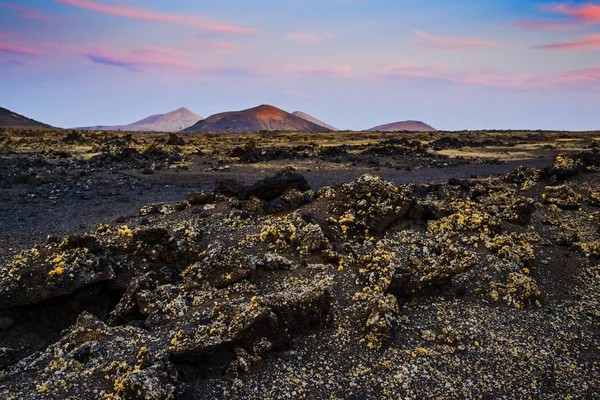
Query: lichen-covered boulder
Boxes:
[{"xmin": 0, "ymin": 313, "xmax": 180, "ymax": 399}]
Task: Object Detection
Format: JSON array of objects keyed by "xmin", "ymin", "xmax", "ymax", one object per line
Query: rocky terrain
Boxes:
[
  {"xmin": 0, "ymin": 127, "xmax": 599, "ymax": 399},
  {"xmin": 368, "ymin": 121, "xmax": 437, "ymax": 132},
  {"xmin": 184, "ymin": 105, "xmax": 331, "ymax": 133},
  {"xmin": 78, "ymin": 108, "xmax": 203, "ymax": 132}
]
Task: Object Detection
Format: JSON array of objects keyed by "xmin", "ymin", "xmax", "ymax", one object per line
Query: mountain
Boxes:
[
  {"xmin": 183, "ymin": 104, "xmax": 331, "ymax": 133},
  {"xmin": 0, "ymin": 107, "xmax": 53, "ymax": 129},
  {"xmin": 292, "ymin": 111, "xmax": 338, "ymax": 131},
  {"xmin": 367, "ymin": 120, "xmax": 437, "ymax": 132},
  {"xmin": 79, "ymin": 107, "xmax": 202, "ymax": 132}
]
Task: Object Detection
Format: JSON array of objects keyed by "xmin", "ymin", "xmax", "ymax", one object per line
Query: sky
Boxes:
[{"xmin": 1, "ymin": 0, "xmax": 600, "ymax": 131}]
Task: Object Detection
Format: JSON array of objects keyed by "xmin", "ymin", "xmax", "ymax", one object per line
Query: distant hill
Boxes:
[
  {"xmin": 292, "ymin": 111, "xmax": 338, "ymax": 131},
  {"xmin": 0, "ymin": 107, "xmax": 53, "ymax": 129},
  {"xmin": 368, "ymin": 120, "xmax": 437, "ymax": 132},
  {"xmin": 79, "ymin": 107, "xmax": 202, "ymax": 132},
  {"xmin": 184, "ymin": 104, "xmax": 331, "ymax": 133}
]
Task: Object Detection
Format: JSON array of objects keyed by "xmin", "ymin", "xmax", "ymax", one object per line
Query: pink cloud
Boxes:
[
  {"xmin": 83, "ymin": 46, "xmax": 203, "ymax": 72},
  {"xmin": 48, "ymin": 42, "xmax": 203, "ymax": 71},
  {"xmin": 516, "ymin": 19, "xmax": 579, "ymax": 31},
  {"xmin": 0, "ymin": 43, "xmax": 45, "ymax": 56},
  {"xmin": 211, "ymin": 42, "xmax": 245, "ymax": 53},
  {"xmin": 415, "ymin": 30, "xmax": 500, "ymax": 51},
  {"xmin": 48, "ymin": 42, "xmax": 258, "ymax": 77},
  {"xmin": 456, "ymin": 69, "xmax": 600, "ymax": 88},
  {"xmin": 535, "ymin": 33, "xmax": 600, "ymax": 50},
  {"xmin": 54, "ymin": 0, "xmax": 259, "ymax": 35},
  {"xmin": 295, "ymin": 64, "xmax": 351, "ymax": 76},
  {"xmin": 530, "ymin": 68, "xmax": 600, "ymax": 87},
  {"xmin": 381, "ymin": 60, "xmax": 600, "ymax": 89},
  {"xmin": 264, "ymin": 64, "xmax": 352, "ymax": 77},
  {"xmin": 551, "ymin": 3, "xmax": 600, "ymax": 24},
  {"xmin": 185, "ymin": 40, "xmax": 246, "ymax": 54},
  {"xmin": 1, "ymin": 3, "xmax": 52, "ymax": 22},
  {"xmin": 378, "ymin": 60, "xmax": 447, "ymax": 80},
  {"xmin": 455, "ymin": 72, "xmax": 530, "ymax": 88},
  {"xmin": 379, "ymin": 60, "xmax": 446, "ymax": 73}
]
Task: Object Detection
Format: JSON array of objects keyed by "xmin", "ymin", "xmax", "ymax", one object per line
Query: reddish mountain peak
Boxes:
[
  {"xmin": 184, "ymin": 104, "xmax": 331, "ymax": 133},
  {"xmin": 254, "ymin": 104, "xmax": 280, "ymax": 111},
  {"xmin": 234, "ymin": 104, "xmax": 289, "ymax": 122}
]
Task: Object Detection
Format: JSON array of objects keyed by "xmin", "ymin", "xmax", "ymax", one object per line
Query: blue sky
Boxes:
[{"xmin": 1, "ymin": 0, "xmax": 599, "ymax": 130}]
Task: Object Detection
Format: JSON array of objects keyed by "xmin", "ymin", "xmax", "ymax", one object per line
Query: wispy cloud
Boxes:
[
  {"xmin": 54, "ymin": 0, "xmax": 259, "ymax": 35},
  {"xmin": 263, "ymin": 64, "xmax": 351, "ymax": 77},
  {"xmin": 186, "ymin": 41, "xmax": 246, "ymax": 54},
  {"xmin": 0, "ymin": 43, "xmax": 45, "ymax": 56},
  {"xmin": 378, "ymin": 60, "xmax": 447, "ymax": 79},
  {"xmin": 524, "ymin": 67, "xmax": 600, "ymax": 87},
  {"xmin": 415, "ymin": 30, "xmax": 499, "ymax": 51},
  {"xmin": 535, "ymin": 33, "xmax": 600, "ymax": 50},
  {"xmin": 303, "ymin": 64, "xmax": 350, "ymax": 76},
  {"xmin": 516, "ymin": 19, "xmax": 579, "ymax": 31},
  {"xmin": 1, "ymin": 3, "xmax": 52, "ymax": 22},
  {"xmin": 380, "ymin": 59, "xmax": 600, "ymax": 89},
  {"xmin": 0, "ymin": 57, "xmax": 44, "ymax": 67},
  {"xmin": 286, "ymin": 31, "xmax": 334, "ymax": 43},
  {"xmin": 292, "ymin": 64, "xmax": 351, "ymax": 76},
  {"xmin": 551, "ymin": 3, "xmax": 600, "ymax": 24},
  {"xmin": 49, "ymin": 42, "xmax": 257, "ymax": 76},
  {"xmin": 64, "ymin": 45, "xmax": 204, "ymax": 72},
  {"xmin": 211, "ymin": 42, "xmax": 246, "ymax": 53}
]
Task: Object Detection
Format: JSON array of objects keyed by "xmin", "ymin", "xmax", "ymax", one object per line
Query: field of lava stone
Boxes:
[{"xmin": 0, "ymin": 128, "xmax": 599, "ymax": 399}]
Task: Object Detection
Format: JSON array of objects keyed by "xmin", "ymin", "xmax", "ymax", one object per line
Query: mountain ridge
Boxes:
[
  {"xmin": 367, "ymin": 120, "xmax": 437, "ymax": 132},
  {"xmin": 292, "ymin": 111, "xmax": 339, "ymax": 131},
  {"xmin": 0, "ymin": 107, "xmax": 54, "ymax": 129},
  {"xmin": 78, "ymin": 107, "xmax": 202, "ymax": 132},
  {"xmin": 183, "ymin": 105, "xmax": 331, "ymax": 133}
]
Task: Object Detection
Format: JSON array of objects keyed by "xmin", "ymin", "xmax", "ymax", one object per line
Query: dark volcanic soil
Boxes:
[
  {"xmin": 0, "ymin": 157, "xmax": 552, "ymax": 260},
  {"xmin": 0, "ymin": 128, "xmax": 599, "ymax": 399}
]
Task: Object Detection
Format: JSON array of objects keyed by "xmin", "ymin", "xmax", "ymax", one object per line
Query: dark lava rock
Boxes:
[
  {"xmin": 215, "ymin": 179, "xmax": 248, "ymax": 199},
  {"xmin": 430, "ymin": 137, "xmax": 500, "ymax": 151},
  {"xmin": 187, "ymin": 190, "xmax": 215, "ymax": 205},
  {"xmin": 543, "ymin": 184, "xmax": 583, "ymax": 209},
  {"xmin": 547, "ymin": 152, "xmax": 600, "ymax": 180},
  {"xmin": 166, "ymin": 133, "xmax": 185, "ymax": 146},
  {"xmin": 0, "ymin": 313, "xmax": 180, "ymax": 399},
  {"xmin": 548, "ymin": 153, "xmax": 582, "ymax": 180},
  {"xmin": 0, "ymin": 316, "xmax": 14, "ymax": 330},
  {"xmin": 320, "ymin": 174, "xmax": 412, "ymax": 234},
  {"xmin": 0, "ymin": 245, "xmax": 115, "ymax": 308},
  {"xmin": 0, "ymin": 347, "xmax": 16, "ymax": 369},
  {"xmin": 216, "ymin": 171, "xmax": 311, "ymax": 203},
  {"xmin": 249, "ymin": 171, "xmax": 310, "ymax": 202}
]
